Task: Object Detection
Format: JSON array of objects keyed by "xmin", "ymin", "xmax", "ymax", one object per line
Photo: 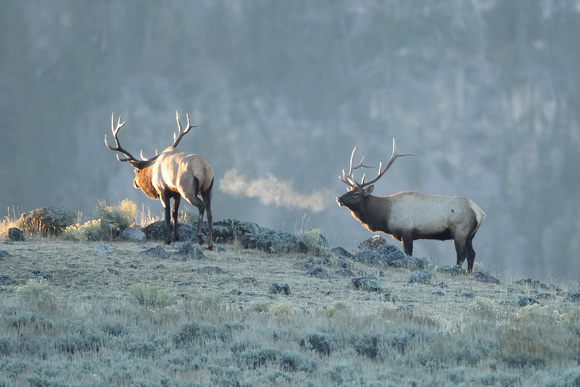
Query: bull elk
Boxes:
[
  {"xmin": 337, "ymin": 139, "xmax": 485, "ymax": 272},
  {"xmin": 105, "ymin": 111, "xmax": 214, "ymax": 249}
]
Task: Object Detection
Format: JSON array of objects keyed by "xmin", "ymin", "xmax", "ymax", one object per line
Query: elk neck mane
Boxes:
[
  {"xmin": 135, "ymin": 165, "xmax": 159, "ymax": 200},
  {"xmin": 351, "ymin": 194, "xmax": 392, "ymax": 233}
]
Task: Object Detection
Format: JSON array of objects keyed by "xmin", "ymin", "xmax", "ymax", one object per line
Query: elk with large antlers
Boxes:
[
  {"xmin": 106, "ymin": 111, "xmax": 214, "ymax": 249},
  {"xmin": 337, "ymin": 139, "xmax": 485, "ymax": 272}
]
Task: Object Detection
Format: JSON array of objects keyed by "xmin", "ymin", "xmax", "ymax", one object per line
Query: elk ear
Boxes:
[{"xmin": 363, "ymin": 185, "xmax": 374, "ymax": 195}]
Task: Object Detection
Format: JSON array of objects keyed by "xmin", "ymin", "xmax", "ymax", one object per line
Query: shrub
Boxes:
[
  {"xmin": 321, "ymin": 301, "xmax": 349, "ymax": 318},
  {"xmin": 129, "ymin": 284, "xmax": 176, "ymax": 308},
  {"xmin": 94, "ymin": 199, "xmax": 136, "ymax": 234},
  {"xmin": 62, "ymin": 219, "xmax": 103, "ymax": 241},
  {"xmin": 16, "ymin": 280, "xmax": 57, "ymax": 312}
]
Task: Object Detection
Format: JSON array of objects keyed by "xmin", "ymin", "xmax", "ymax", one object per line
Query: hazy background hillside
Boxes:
[{"xmin": 1, "ymin": 1, "xmax": 579, "ymax": 281}]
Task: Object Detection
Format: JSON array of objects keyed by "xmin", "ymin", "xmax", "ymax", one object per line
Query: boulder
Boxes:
[
  {"xmin": 143, "ymin": 221, "xmax": 195, "ymax": 242},
  {"xmin": 120, "ymin": 227, "xmax": 146, "ymax": 242},
  {"xmin": 8, "ymin": 227, "xmax": 25, "ymax": 241},
  {"xmin": 351, "ymin": 276, "xmax": 382, "ymax": 292},
  {"xmin": 409, "ymin": 270, "xmax": 432, "ymax": 284},
  {"xmin": 19, "ymin": 207, "xmax": 76, "ymax": 236}
]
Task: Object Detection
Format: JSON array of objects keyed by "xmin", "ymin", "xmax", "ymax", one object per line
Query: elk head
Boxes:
[{"xmin": 337, "ymin": 139, "xmax": 413, "ymax": 209}]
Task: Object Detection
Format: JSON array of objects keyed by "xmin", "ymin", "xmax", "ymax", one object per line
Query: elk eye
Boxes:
[{"xmin": 353, "ymin": 192, "xmax": 359, "ymax": 197}]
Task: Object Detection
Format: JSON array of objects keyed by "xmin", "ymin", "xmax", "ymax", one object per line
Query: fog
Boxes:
[{"xmin": 1, "ymin": 1, "xmax": 579, "ymax": 281}]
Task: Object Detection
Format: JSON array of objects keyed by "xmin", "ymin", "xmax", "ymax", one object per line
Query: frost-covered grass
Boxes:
[{"xmin": 1, "ymin": 237, "xmax": 579, "ymax": 386}]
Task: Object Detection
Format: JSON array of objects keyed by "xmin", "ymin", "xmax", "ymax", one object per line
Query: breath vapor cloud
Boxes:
[{"xmin": 219, "ymin": 169, "xmax": 332, "ymax": 213}]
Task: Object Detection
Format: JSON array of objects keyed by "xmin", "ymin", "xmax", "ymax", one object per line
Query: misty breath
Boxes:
[{"xmin": 219, "ymin": 170, "xmax": 332, "ymax": 213}]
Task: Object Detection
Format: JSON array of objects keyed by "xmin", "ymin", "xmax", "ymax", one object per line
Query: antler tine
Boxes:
[
  {"xmin": 105, "ymin": 113, "xmax": 139, "ymax": 163},
  {"xmin": 172, "ymin": 111, "xmax": 198, "ymax": 148},
  {"xmin": 360, "ymin": 138, "xmax": 413, "ymax": 187},
  {"xmin": 339, "ymin": 147, "xmax": 376, "ymax": 188}
]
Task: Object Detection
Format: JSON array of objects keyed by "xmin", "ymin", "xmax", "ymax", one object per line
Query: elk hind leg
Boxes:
[
  {"xmin": 181, "ymin": 179, "xmax": 206, "ymax": 246},
  {"xmin": 172, "ymin": 196, "xmax": 181, "ymax": 242},
  {"xmin": 466, "ymin": 236, "xmax": 476, "ymax": 273},
  {"xmin": 201, "ymin": 186, "xmax": 213, "ymax": 250}
]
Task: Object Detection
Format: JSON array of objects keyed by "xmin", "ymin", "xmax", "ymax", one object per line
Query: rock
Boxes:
[
  {"xmin": 0, "ymin": 275, "xmax": 12, "ymax": 285},
  {"xmin": 474, "ymin": 271, "xmax": 500, "ymax": 284},
  {"xmin": 331, "ymin": 247, "xmax": 352, "ymax": 259},
  {"xmin": 96, "ymin": 244, "xmax": 112, "ymax": 254},
  {"xmin": 565, "ymin": 292, "xmax": 580, "ymax": 302},
  {"xmin": 397, "ymin": 305, "xmax": 414, "ymax": 312},
  {"xmin": 19, "ymin": 207, "xmax": 76, "ymax": 236},
  {"xmin": 299, "ymin": 229, "xmax": 329, "ymax": 255},
  {"xmin": 410, "ymin": 271, "xmax": 432, "ymax": 284},
  {"xmin": 535, "ymin": 293, "xmax": 555, "ymax": 300},
  {"xmin": 198, "ymin": 266, "xmax": 224, "ymax": 274},
  {"xmin": 269, "ymin": 283, "xmax": 291, "ymax": 295},
  {"xmin": 513, "ymin": 278, "xmax": 550, "ymax": 290},
  {"xmin": 293, "ymin": 258, "xmax": 315, "ymax": 270},
  {"xmin": 143, "ymin": 245, "xmax": 170, "ymax": 259},
  {"xmin": 307, "ymin": 266, "xmax": 328, "ymax": 278},
  {"xmin": 8, "ymin": 228, "xmax": 25, "ymax": 241},
  {"xmin": 517, "ymin": 297, "xmax": 540, "ymax": 307},
  {"xmin": 353, "ymin": 244, "xmax": 428, "ymax": 270},
  {"xmin": 383, "ymin": 293, "xmax": 398, "ymax": 302},
  {"xmin": 351, "ymin": 276, "xmax": 382, "ymax": 292},
  {"xmin": 0, "ymin": 250, "xmax": 10, "ymax": 258},
  {"xmin": 175, "ymin": 243, "xmax": 205, "ymax": 260},
  {"xmin": 143, "ymin": 221, "xmax": 196, "ymax": 242},
  {"xmin": 335, "ymin": 268, "xmax": 355, "ymax": 277},
  {"xmin": 241, "ymin": 228, "xmax": 300, "ymax": 253},
  {"xmin": 438, "ymin": 265, "xmax": 467, "ymax": 275},
  {"xmin": 359, "ymin": 235, "xmax": 386, "ymax": 250},
  {"xmin": 30, "ymin": 270, "xmax": 51, "ymax": 280},
  {"xmin": 212, "ymin": 219, "xmax": 261, "ymax": 244},
  {"xmin": 120, "ymin": 227, "xmax": 146, "ymax": 242},
  {"xmin": 352, "ymin": 249, "xmax": 380, "ymax": 266}
]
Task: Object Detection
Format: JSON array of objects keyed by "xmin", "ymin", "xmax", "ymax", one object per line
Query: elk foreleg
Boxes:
[
  {"xmin": 172, "ymin": 196, "xmax": 181, "ymax": 242},
  {"xmin": 400, "ymin": 234, "xmax": 414, "ymax": 256},
  {"xmin": 454, "ymin": 239, "xmax": 469, "ymax": 272}
]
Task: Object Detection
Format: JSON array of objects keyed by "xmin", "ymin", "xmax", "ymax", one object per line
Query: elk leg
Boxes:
[
  {"xmin": 181, "ymin": 194, "xmax": 206, "ymax": 245},
  {"xmin": 454, "ymin": 239, "xmax": 468, "ymax": 270},
  {"xmin": 201, "ymin": 188, "xmax": 213, "ymax": 250},
  {"xmin": 172, "ymin": 196, "xmax": 181, "ymax": 242},
  {"xmin": 401, "ymin": 234, "xmax": 413, "ymax": 256},
  {"xmin": 160, "ymin": 193, "xmax": 172, "ymax": 245},
  {"xmin": 466, "ymin": 236, "xmax": 476, "ymax": 273}
]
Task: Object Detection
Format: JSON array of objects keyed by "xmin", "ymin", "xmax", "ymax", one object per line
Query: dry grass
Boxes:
[{"xmin": 0, "ymin": 237, "xmax": 579, "ymax": 386}]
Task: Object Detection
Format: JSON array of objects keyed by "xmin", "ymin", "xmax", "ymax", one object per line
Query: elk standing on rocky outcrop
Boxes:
[
  {"xmin": 337, "ymin": 139, "xmax": 485, "ymax": 272},
  {"xmin": 105, "ymin": 111, "xmax": 214, "ymax": 249}
]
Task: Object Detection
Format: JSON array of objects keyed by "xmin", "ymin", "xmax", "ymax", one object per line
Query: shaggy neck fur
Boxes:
[
  {"xmin": 349, "ymin": 195, "xmax": 391, "ymax": 234},
  {"xmin": 134, "ymin": 166, "xmax": 159, "ymax": 199}
]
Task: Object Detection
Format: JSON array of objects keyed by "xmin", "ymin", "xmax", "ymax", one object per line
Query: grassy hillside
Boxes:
[{"xmin": 1, "ymin": 233, "xmax": 579, "ymax": 386}]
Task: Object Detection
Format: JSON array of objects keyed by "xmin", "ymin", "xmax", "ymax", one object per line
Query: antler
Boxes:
[
  {"xmin": 339, "ymin": 139, "xmax": 413, "ymax": 188},
  {"xmin": 339, "ymin": 147, "xmax": 374, "ymax": 188},
  {"xmin": 172, "ymin": 111, "xmax": 198, "ymax": 148},
  {"xmin": 105, "ymin": 113, "xmax": 140, "ymax": 163}
]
